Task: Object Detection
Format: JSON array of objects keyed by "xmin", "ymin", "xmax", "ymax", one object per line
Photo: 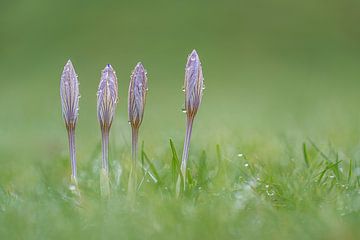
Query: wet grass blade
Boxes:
[
  {"xmin": 333, "ymin": 152, "xmax": 341, "ymax": 180},
  {"xmin": 348, "ymin": 159, "xmax": 352, "ymax": 184},
  {"xmin": 317, "ymin": 160, "xmax": 342, "ymax": 183},
  {"xmin": 308, "ymin": 139, "xmax": 330, "ymax": 163},
  {"xmin": 186, "ymin": 167, "xmax": 193, "ymax": 186},
  {"xmin": 197, "ymin": 150, "xmax": 208, "ymax": 188},
  {"xmin": 170, "ymin": 139, "xmax": 180, "ymax": 181},
  {"xmin": 170, "ymin": 139, "xmax": 184, "ymax": 195},
  {"xmin": 141, "ymin": 141, "xmax": 145, "ymax": 174},
  {"xmin": 216, "ymin": 144, "xmax": 222, "ymax": 163},
  {"xmin": 141, "ymin": 148, "xmax": 161, "ymax": 184},
  {"xmin": 303, "ymin": 142, "xmax": 310, "ymax": 168}
]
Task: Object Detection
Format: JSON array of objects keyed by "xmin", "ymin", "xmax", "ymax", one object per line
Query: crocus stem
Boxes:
[
  {"xmin": 131, "ymin": 127, "xmax": 139, "ymax": 162},
  {"xmin": 100, "ymin": 127, "xmax": 111, "ymax": 198},
  {"xmin": 67, "ymin": 126, "xmax": 77, "ymax": 183},
  {"xmin": 101, "ymin": 128, "xmax": 109, "ymax": 174},
  {"xmin": 128, "ymin": 127, "xmax": 138, "ymax": 198},
  {"xmin": 180, "ymin": 116, "xmax": 194, "ymax": 190}
]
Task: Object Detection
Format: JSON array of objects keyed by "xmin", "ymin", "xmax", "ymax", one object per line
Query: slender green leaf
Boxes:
[
  {"xmin": 317, "ymin": 160, "xmax": 342, "ymax": 182},
  {"xmin": 170, "ymin": 139, "xmax": 184, "ymax": 194},
  {"xmin": 302, "ymin": 143, "xmax": 310, "ymax": 168},
  {"xmin": 348, "ymin": 159, "xmax": 352, "ymax": 184},
  {"xmin": 142, "ymin": 150, "xmax": 161, "ymax": 184},
  {"xmin": 197, "ymin": 150, "xmax": 208, "ymax": 187},
  {"xmin": 308, "ymin": 139, "xmax": 330, "ymax": 163}
]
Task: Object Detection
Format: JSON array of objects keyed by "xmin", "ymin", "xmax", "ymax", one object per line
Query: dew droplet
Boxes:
[
  {"xmin": 237, "ymin": 153, "xmax": 243, "ymax": 157},
  {"xmin": 69, "ymin": 184, "xmax": 76, "ymax": 191},
  {"xmin": 244, "ymin": 163, "xmax": 249, "ymax": 167},
  {"xmin": 266, "ymin": 190, "xmax": 274, "ymax": 196}
]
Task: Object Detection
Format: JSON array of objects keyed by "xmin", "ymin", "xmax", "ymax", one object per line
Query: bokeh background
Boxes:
[{"xmin": 1, "ymin": 0, "xmax": 360, "ymax": 183}]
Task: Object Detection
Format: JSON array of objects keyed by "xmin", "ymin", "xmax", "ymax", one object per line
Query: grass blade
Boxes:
[
  {"xmin": 170, "ymin": 139, "xmax": 184, "ymax": 196},
  {"xmin": 142, "ymin": 149, "xmax": 161, "ymax": 184},
  {"xmin": 141, "ymin": 141, "xmax": 145, "ymax": 174},
  {"xmin": 308, "ymin": 139, "xmax": 330, "ymax": 163},
  {"xmin": 348, "ymin": 159, "xmax": 352, "ymax": 184},
  {"xmin": 216, "ymin": 144, "xmax": 222, "ymax": 163},
  {"xmin": 317, "ymin": 160, "xmax": 342, "ymax": 183},
  {"xmin": 197, "ymin": 150, "xmax": 207, "ymax": 188},
  {"xmin": 303, "ymin": 142, "xmax": 310, "ymax": 168},
  {"xmin": 170, "ymin": 139, "xmax": 180, "ymax": 183}
]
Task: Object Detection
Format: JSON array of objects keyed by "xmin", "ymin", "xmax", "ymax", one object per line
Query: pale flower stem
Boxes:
[
  {"xmin": 100, "ymin": 128, "xmax": 111, "ymax": 198},
  {"xmin": 100, "ymin": 128, "xmax": 110, "ymax": 198},
  {"xmin": 180, "ymin": 116, "xmax": 194, "ymax": 186},
  {"xmin": 127, "ymin": 127, "xmax": 139, "ymax": 199},
  {"xmin": 100, "ymin": 127, "xmax": 110, "ymax": 198},
  {"xmin": 101, "ymin": 128, "xmax": 109, "ymax": 174},
  {"xmin": 131, "ymin": 127, "xmax": 139, "ymax": 163},
  {"xmin": 67, "ymin": 126, "xmax": 77, "ymax": 183}
]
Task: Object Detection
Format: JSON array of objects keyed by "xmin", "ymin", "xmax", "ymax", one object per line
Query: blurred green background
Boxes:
[{"xmin": 1, "ymin": 0, "xmax": 360, "ymax": 190}]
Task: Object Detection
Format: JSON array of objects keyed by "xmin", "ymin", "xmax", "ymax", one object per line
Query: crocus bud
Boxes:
[
  {"xmin": 127, "ymin": 62, "xmax": 148, "ymax": 198},
  {"xmin": 184, "ymin": 49, "xmax": 204, "ymax": 118},
  {"xmin": 60, "ymin": 60, "xmax": 80, "ymax": 129},
  {"xmin": 60, "ymin": 59, "xmax": 80, "ymax": 188},
  {"xmin": 128, "ymin": 62, "xmax": 148, "ymax": 129},
  {"xmin": 177, "ymin": 50, "xmax": 205, "ymax": 196},
  {"xmin": 97, "ymin": 64, "xmax": 118, "ymax": 130},
  {"xmin": 97, "ymin": 64, "xmax": 118, "ymax": 198}
]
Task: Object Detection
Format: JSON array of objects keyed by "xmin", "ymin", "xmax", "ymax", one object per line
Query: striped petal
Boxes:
[
  {"xmin": 97, "ymin": 64, "xmax": 118, "ymax": 129},
  {"xmin": 60, "ymin": 60, "xmax": 80, "ymax": 129}
]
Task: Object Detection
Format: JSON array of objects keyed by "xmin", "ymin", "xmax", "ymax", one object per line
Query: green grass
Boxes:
[{"xmin": 1, "ymin": 135, "xmax": 360, "ymax": 239}]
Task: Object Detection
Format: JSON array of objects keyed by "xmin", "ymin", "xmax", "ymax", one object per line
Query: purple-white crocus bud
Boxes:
[
  {"xmin": 60, "ymin": 59, "xmax": 80, "ymax": 185},
  {"xmin": 97, "ymin": 64, "xmax": 118, "ymax": 197},
  {"xmin": 128, "ymin": 62, "xmax": 148, "ymax": 160},
  {"xmin": 97, "ymin": 64, "xmax": 118, "ymax": 134},
  {"xmin": 127, "ymin": 62, "xmax": 148, "ymax": 197},
  {"xmin": 184, "ymin": 49, "xmax": 204, "ymax": 118},
  {"xmin": 178, "ymin": 50, "xmax": 204, "ymax": 194},
  {"xmin": 128, "ymin": 62, "xmax": 148, "ymax": 131}
]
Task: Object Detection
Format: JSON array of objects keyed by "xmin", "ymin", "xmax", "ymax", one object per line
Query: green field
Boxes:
[{"xmin": 1, "ymin": 0, "xmax": 360, "ymax": 239}]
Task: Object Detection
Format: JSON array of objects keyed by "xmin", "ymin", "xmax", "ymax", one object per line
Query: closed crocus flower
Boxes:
[
  {"xmin": 97, "ymin": 64, "xmax": 118, "ymax": 197},
  {"xmin": 97, "ymin": 64, "xmax": 118, "ymax": 131},
  {"xmin": 128, "ymin": 62, "xmax": 148, "ymax": 130},
  {"xmin": 184, "ymin": 49, "xmax": 204, "ymax": 118},
  {"xmin": 60, "ymin": 59, "xmax": 80, "ymax": 188},
  {"xmin": 127, "ymin": 62, "xmax": 148, "ymax": 197},
  {"xmin": 60, "ymin": 60, "xmax": 80, "ymax": 129},
  {"xmin": 177, "ymin": 50, "xmax": 204, "ymax": 196}
]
